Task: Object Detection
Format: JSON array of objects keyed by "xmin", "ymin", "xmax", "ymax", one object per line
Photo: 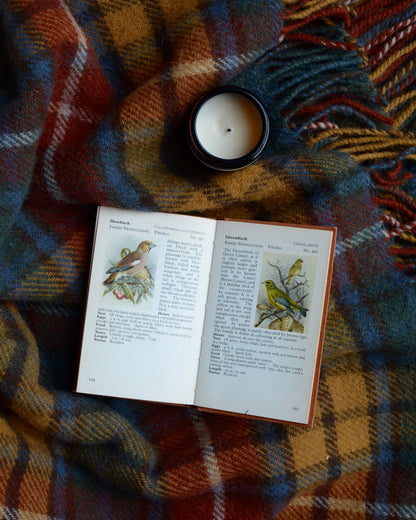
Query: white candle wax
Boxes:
[{"xmin": 194, "ymin": 92, "xmax": 264, "ymax": 160}]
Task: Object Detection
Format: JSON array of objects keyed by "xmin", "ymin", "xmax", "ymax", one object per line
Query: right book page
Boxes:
[{"xmin": 194, "ymin": 220, "xmax": 336, "ymax": 425}]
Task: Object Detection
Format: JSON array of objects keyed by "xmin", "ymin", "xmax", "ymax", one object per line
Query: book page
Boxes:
[
  {"xmin": 195, "ymin": 220, "xmax": 335, "ymax": 424},
  {"xmin": 76, "ymin": 207, "xmax": 216, "ymax": 404}
]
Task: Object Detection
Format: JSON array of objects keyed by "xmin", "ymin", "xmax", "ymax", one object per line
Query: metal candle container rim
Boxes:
[{"xmin": 188, "ymin": 86, "xmax": 270, "ymax": 171}]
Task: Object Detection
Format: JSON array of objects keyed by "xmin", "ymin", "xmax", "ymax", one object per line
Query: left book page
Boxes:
[{"xmin": 75, "ymin": 207, "xmax": 217, "ymax": 405}]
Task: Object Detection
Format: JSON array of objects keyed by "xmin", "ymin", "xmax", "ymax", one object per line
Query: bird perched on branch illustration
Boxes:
[
  {"xmin": 103, "ymin": 240, "xmax": 156, "ymax": 285},
  {"xmin": 286, "ymin": 258, "xmax": 303, "ymax": 285},
  {"xmin": 263, "ymin": 280, "xmax": 308, "ymax": 317}
]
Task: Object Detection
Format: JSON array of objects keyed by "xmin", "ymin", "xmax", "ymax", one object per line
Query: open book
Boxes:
[{"xmin": 75, "ymin": 206, "xmax": 336, "ymax": 426}]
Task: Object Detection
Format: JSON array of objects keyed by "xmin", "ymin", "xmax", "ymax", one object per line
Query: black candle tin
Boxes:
[{"xmin": 188, "ymin": 86, "xmax": 269, "ymax": 171}]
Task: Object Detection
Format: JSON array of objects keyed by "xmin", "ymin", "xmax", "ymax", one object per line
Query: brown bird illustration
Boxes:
[{"xmin": 103, "ymin": 240, "xmax": 155, "ymax": 285}]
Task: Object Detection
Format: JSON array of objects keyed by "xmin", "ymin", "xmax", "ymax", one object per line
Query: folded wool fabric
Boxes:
[{"xmin": 0, "ymin": 0, "xmax": 415, "ymax": 519}]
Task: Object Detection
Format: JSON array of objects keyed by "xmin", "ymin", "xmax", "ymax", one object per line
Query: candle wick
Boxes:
[{"xmin": 227, "ymin": 128, "xmax": 232, "ymax": 132}]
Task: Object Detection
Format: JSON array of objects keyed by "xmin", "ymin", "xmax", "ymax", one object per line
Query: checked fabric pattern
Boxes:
[{"xmin": 0, "ymin": 0, "xmax": 416, "ymax": 519}]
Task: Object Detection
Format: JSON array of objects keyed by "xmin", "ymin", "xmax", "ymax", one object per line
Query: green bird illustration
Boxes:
[
  {"xmin": 263, "ymin": 280, "xmax": 308, "ymax": 317},
  {"xmin": 286, "ymin": 258, "xmax": 303, "ymax": 285}
]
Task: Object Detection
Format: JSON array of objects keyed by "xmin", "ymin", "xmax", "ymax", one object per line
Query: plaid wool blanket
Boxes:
[{"xmin": 1, "ymin": 0, "xmax": 416, "ymax": 518}]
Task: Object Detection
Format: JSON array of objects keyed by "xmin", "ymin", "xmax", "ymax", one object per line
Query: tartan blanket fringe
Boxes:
[{"xmin": 277, "ymin": 0, "xmax": 416, "ymax": 275}]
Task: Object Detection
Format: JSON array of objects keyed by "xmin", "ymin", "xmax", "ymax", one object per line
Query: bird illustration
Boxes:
[
  {"xmin": 286, "ymin": 258, "xmax": 303, "ymax": 285},
  {"xmin": 263, "ymin": 280, "xmax": 308, "ymax": 317},
  {"xmin": 103, "ymin": 240, "xmax": 156, "ymax": 285}
]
